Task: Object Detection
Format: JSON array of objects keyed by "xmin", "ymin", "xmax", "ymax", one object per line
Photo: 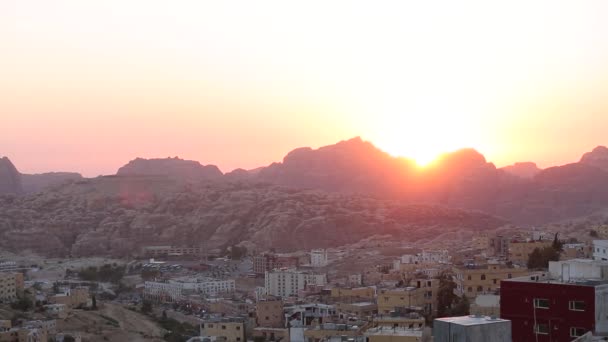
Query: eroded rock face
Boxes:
[
  {"xmin": 580, "ymin": 146, "xmax": 608, "ymax": 172},
  {"xmin": 117, "ymin": 157, "xmax": 223, "ymax": 181},
  {"xmin": 0, "ymin": 157, "xmax": 23, "ymax": 195},
  {"xmin": 21, "ymin": 172, "xmax": 83, "ymax": 193},
  {"xmin": 0, "ymin": 176, "xmax": 506, "ymax": 257},
  {"xmin": 501, "ymin": 162, "xmax": 541, "ymax": 179}
]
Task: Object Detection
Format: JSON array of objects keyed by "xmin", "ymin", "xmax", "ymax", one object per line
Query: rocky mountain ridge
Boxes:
[{"xmin": 0, "ymin": 177, "xmax": 505, "ymax": 257}]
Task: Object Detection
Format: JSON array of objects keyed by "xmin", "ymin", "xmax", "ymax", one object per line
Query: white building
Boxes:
[
  {"xmin": 593, "ymin": 240, "xmax": 608, "ymax": 261},
  {"xmin": 265, "ymin": 269, "xmax": 327, "ymax": 298},
  {"xmin": 310, "ymin": 249, "xmax": 328, "ymax": 267},
  {"xmin": 434, "ymin": 316, "xmax": 512, "ymax": 342},
  {"xmin": 169, "ymin": 278, "xmax": 235, "ymax": 297},
  {"xmin": 0, "ymin": 261, "xmax": 18, "ymax": 273},
  {"xmin": 548, "ymin": 258, "xmax": 608, "ymax": 281},
  {"xmin": 144, "ymin": 281, "xmax": 183, "ymax": 302}
]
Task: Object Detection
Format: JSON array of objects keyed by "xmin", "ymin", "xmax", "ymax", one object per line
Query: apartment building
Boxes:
[
  {"xmin": 253, "ymin": 254, "xmax": 299, "ymax": 275},
  {"xmin": 310, "ymin": 249, "xmax": 328, "ymax": 267},
  {"xmin": 501, "ymin": 259, "xmax": 608, "ymax": 341},
  {"xmin": 201, "ymin": 318, "xmax": 245, "ymax": 342},
  {"xmin": 143, "ymin": 281, "xmax": 183, "ymax": 302},
  {"xmin": 434, "ymin": 316, "xmax": 512, "ymax": 342},
  {"xmin": 377, "ymin": 288, "xmax": 424, "ymax": 315},
  {"xmin": 264, "ymin": 269, "xmax": 327, "ymax": 298},
  {"xmin": 453, "ymin": 263, "xmax": 529, "ymax": 298},
  {"xmin": 330, "ymin": 286, "xmax": 376, "ymax": 300},
  {"xmin": 143, "ymin": 245, "xmax": 203, "ymax": 257},
  {"xmin": 508, "ymin": 239, "xmax": 552, "ymax": 265},
  {"xmin": 0, "ymin": 273, "xmax": 22, "ymax": 303},
  {"xmin": 256, "ymin": 299, "xmax": 284, "ymax": 328},
  {"xmin": 593, "ymin": 240, "xmax": 608, "ymax": 261},
  {"xmin": 170, "ymin": 278, "xmax": 235, "ymax": 296}
]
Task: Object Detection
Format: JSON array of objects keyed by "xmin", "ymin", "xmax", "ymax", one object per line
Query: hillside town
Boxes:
[{"xmin": 2, "ymin": 226, "xmax": 608, "ymax": 342}]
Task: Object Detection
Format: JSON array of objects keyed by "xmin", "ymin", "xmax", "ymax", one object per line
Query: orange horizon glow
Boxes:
[{"xmin": 2, "ymin": 1, "xmax": 608, "ymax": 177}]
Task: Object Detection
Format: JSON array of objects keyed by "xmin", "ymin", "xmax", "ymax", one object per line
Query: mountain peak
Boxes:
[
  {"xmin": 580, "ymin": 145, "xmax": 608, "ymax": 172},
  {"xmin": 117, "ymin": 157, "xmax": 223, "ymax": 181},
  {"xmin": 0, "ymin": 156, "xmax": 23, "ymax": 195}
]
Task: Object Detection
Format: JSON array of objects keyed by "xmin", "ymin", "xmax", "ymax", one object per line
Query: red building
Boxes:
[{"xmin": 501, "ymin": 270, "xmax": 608, "ymax": 342}]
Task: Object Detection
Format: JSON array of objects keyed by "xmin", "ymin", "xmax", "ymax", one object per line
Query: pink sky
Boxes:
[{"xmin": 2, "ymin": 1, "xmax": 608, "ymax": 176}]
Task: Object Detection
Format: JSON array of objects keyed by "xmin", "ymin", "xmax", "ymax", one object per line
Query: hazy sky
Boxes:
[{"xmin": 2, "ymin": 1, "xmax": 608, "ymax": 176}]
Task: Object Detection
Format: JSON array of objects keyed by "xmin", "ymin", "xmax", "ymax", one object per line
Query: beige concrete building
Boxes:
[
  {"xmin": 453, "ymin": 264, "xmax": 529, "ymax": 298},
  {"xmin": 256, "ymin": 299, "xmax": 284, "ymax": 328},
  {"xmin": 0, "ymin": 273, "xmax": 22, "ymax": 303},
  {"xmin": 336, "ymin": 302, "xmax": 377, "ymax": 318},
  {"xmin": 377, "ymin": 288, "xmax": 424, "ymax": 315},
  {"xmin": 372, "ymin": 316, "xmax": 425, "ymax": 330},
  {"xmin": 304, "ymin": 323, "xmax": 360, "ymax": 342},
  {"xmin": 201, "ymin": 319, "xmax": 245, "ymax": 342},
  {"xmin": 364, "ymin": 326, "xmax": 423, "ymax": 342},
  {"xmin": 253, "ymin": 327, "xmax": 288, "ymax": 342},
  {"xmin": 330, "ymin": 286, "xmax": 376, "ymax": 300},
  {"xmin": 48, "ymin": 287, "xmax": 89, "ymax": 308},
  {"xmin": 508, "ymin": 239, "xmax": 552, "ymax": 265}
]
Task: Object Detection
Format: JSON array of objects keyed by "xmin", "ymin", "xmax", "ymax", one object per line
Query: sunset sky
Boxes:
[{"xmin": 2, "ymin": 1, "xmax": 608, "ymax": 176}]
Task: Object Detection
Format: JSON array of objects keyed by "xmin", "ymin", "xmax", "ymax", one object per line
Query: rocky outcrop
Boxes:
[
  {"xmin": 117, "ymin": 157, "xmax": 223, "ymax": 181},
  {"xmin": 21, "ymin": 172, "xmax": 83, "ymax": 193},
  {"xmin": 580, "ymin": 146, "xmax": 608, "ymax": 172},
  {"xmin": 0, "ymin": 176, "xmax": 506, "ymax": 257},
  {"xmin": 501, "ymin": 162, "xmax": 541, "ymax": 179},
  {"xmin": 0, "ymin": 157, "xmax": 22, "ymax": 195}
]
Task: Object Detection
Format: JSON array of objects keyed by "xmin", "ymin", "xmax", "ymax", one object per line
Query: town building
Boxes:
[
  {"xmin": 593, "ymin": 240, "xmax": 608, "ymax": 261},
  {"xmin": 303, "ymin": 323, "xmax": 360, "ymax": 342},
  {"xmin": 364, "ymin": 326, "xmax": 424, "ymax": 342},
  {"xmin": 144, "ymin": 281, "xmax": 183, "ymax": 302},
  {"xmin": 433, "ymin": 315, "xmax": 512, "ymax": 342},
  {"xmin": 264, "ymin": 269, "xmax": 327, "ymax": 298},
  {"xmin": 44, "ymin": 304, "xmax": 69, "ymax": 319},
  {"xmin": 377, "ymin": 279, "xmax": 439, "ymax": 314},
  {"xmin": 335, "ymin": 302, "xmax": 377, "ymax": 319},
  {"xmin": 488, "ymin": 235, "xmax": 508, "ymax": 257},
  {"xmin": 170, "ymin": 278, "xmax": 235, "ymax": 297},
  {"xmin": 256, "ymin": 298, "xmax": 284, "ymax": 328},
  {"xmin": 48, "ymin": 287, "xmax": 89, "ymax": 308},
  {"xmin": 253, "ymin": 254, "xmax": 299, "ymax": 275},
  {"xmin": 143, "ymin": 245, "xmax": 203, "ymax": 257},
  {"xmin": 0, "ymin": 273, "xmax": 22, "ymax": 303},
  {"xmin": 330, "ymin": 286, "xmax": 376, "ymax": 301},
  {"xmin": 285, "ymin": 304, "xmax": 336, "ymax": 327},
  {"xmin": 508, "ymin": 239, "xmax": 552, "ymax": 265},
  {"xmin": 200, "ymin": 318, "xmax": 245, "ymax": 342},
  {"xmin": 453, "ymin": 263, "xmax": 529, "ymax": 298},
  {"xmin": 501, "ymin": 259, "xmax": 608, "ymax": 341},
  {"xmin": 310, "ymin": 249, "xmax": 328, "ymax": 267},
  {"xmin": 0, "ymin": 262, "xmax": 18, "ymax": 273}
]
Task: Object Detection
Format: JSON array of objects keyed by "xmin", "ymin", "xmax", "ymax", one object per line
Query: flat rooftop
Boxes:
[
  {"xmin": 435, "ymin": 315, "xmax": 509, "ymax": 326},
  {"xmin": 364, "ymin": 327, "xmax": 423, "ymax": 337}
]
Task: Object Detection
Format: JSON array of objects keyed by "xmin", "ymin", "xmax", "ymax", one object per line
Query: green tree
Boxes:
[
  {"xmin": 590, "ymin": 229, "xmax": 599, "ymax": 238},
  {"xmin": 527, "ymin": 246, "xmax": 560, "ymax": 269},
  {"xmin": 141, "ymin": 300, "xmax": 153, "ymax": 314},
  {"xmin": 11, "ymin": 297, "xmax": 33, "ymax": 311}
]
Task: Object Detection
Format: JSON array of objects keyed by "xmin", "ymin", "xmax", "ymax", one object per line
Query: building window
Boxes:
[
  {"xmin": 569, "ymin": 301, "xmax": 586, "ymax": 311},
  {"xmin": 476, "ymin": 286, "xmax": 483, "ymax": 292},
  {"xmin": 467, "ymin": 275, "xmax": 471, "ymax": 280},
  {"xmin": 467, "ymin": 287, "xmax": 472, "ymax": 292},
  {"xmin": 236, "ymin": 326, "xmax": 241, "ymax": 330},
  {"xmin": 480, "ymin": 274, "xmax": 486, "ymax": 280},
  {"xmin": 534, "ymin": 298, "xmax": 549, "ymax": 309},
  {"xmin": 570, "ymin": 327, "xmax": 586, "ymax": 337},
  {"xmin": 534, "ymin": 323, "xmax": 549, "ymax": 335},
  {"xmin": 507, "ymin": 273, "xmax": 512, "ymax": 279},
  {"xmin": 222, "ymin": 325, "xmax": 226, "ymax": 330},
  {"xmin": 208, "ymin": 324, "xmax": 214, "ymax": 328}
]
